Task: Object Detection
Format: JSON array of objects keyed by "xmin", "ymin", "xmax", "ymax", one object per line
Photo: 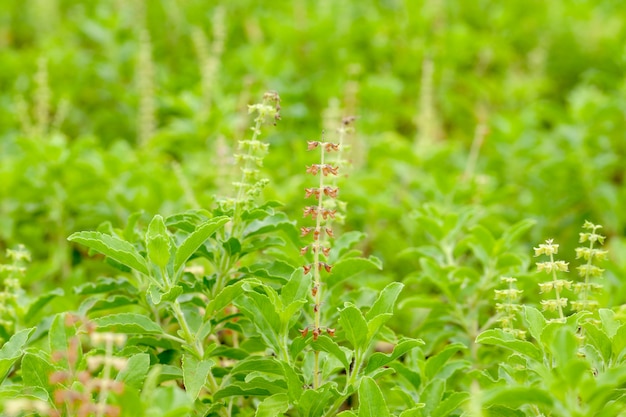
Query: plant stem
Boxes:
[
  {"xmin": 312, "ymin": 142, "xmax": 326, "ymax": 389},
  {"xmin": 96, "ymin": 336, "xmax": 114, "ymax": 417},
  {"xmin": 171, "ymin": 300, "xmax": 203, "ymax": 357},
  {"xmin": 549, "ymin": 252, "xmax": 565, "ymax": 320}
]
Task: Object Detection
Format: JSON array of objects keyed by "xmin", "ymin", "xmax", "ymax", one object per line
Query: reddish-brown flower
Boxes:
[{"xmin": 306, "ymin": 164, "xmax": 320, "ymax": 175}]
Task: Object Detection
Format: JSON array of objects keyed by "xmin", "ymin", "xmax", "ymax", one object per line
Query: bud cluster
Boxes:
[
  {"xmin": 494, "ymin": 276, "xmax": 526, "ymax": 338},
  {"xmin": 571, "ymin": 221, "xmax": 607, "ymax": 312},
  {"xmin": 0, "ymin": 245, "xmax": 30, "ymax": 338},
  {"xmin": 229, "ymin": 92, "xmax": 281, "ymax": 219},
  {"xmin": 534, "ymin": 239, "xmax": 571, "ymax": 324}
]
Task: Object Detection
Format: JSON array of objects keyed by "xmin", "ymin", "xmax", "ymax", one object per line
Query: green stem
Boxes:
[
  {"xmin": 96, "ymin": 337, "xmax": 114, "ymax": 417},
  {"xmin": 549, "ymin": 252, "xmax": 565, "ymax": 320},
  {"xmin": 171, "ymin": 300, "xmax": 203, "ymax": 357}
]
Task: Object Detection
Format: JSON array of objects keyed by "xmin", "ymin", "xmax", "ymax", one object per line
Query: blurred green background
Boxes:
[{"xmin": 1, "ymin": 0, "xmax": 625, "ymax": 305}]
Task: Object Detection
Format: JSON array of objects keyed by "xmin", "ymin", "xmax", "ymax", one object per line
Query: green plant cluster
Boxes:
[{"xmin": 1, "ymin": 1, "xmax": 626, "ymax": 416}]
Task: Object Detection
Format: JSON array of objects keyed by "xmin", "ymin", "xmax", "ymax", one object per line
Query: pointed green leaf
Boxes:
[
  {"xmin": 280, "ymin": 360, "xmax": 303, "ymax": 402},
  {"xmin": 599, "ymin": 309, "xmax": 620, "ymax": 338},
  {"xmin": 48, "ymin": 314, "xmax": 73, "ymax": 368},
  {"xmin": 25, "ymin": 288, "xmax": 64, "ymax": 324},
  {"xmin": 298, "ymin": 384, "xmax": 340, "ymax": 417},
  {"xmin": 421, "ymin": 378, "xmax": 445, "ymax": 416},
  {"xmin": 367, "ymin": 314, "xmax": 392, "ymax": 340},
  {"xmin": 205, "ymin": 278, "xmax": 260, "ymax": 319},
  {"xmin": 432, "ymin": 392, "xmax": 469, "ymax": 417},
  {"xmin": 93, "ymin": 313, "xmax": 163, "ymax": 334},
  {"xmin": 235, "ymin": 292, "xmax": 282, "ymax": 354},
  {"xmin": 280, "ymin": 269, "xmax": 309, "ymax": 306},
  {"xmin": 149, "ymin": 284, "xmax": 183, "ymax": 306},
  {"xmin": 476, "ymin": 329, "xmax": 542, "ymax": 362},
  {"xmin": 117, "ymin": 353, "xmax": 150, "ymax": 389},
  {"xmin": 183, "ymin": 354, "xmax": 215, "ymax": 400},
  {"xmin": 22, "ymin": 352, "xmax": 55, "ymax": 395},
  {"xmin": 174, "ymin": 216, "xmax": 229, "ymax": 272},
  {"xmin": 366, "ymin": 282, "xmax": 403, "ymax": 320},
  {"xmin": 0, "ymin": 328, "xmax": 35, "ymax": 382},
  {"xmin": 358, "ymin": 376, "xmax": 390, "ymax": 417},
  {"xmin": 255, "ymin": 393, "xmax": 289, "ymax": 417},
  {"xmin": 231, "ymin": 357, "xmax": 284, "ymax": 376},
  {"xmin": 68, "ymin": 231, "xmax": 149, "ymax": 275},
  {"xmin": 364, "ymin": 338, "xmax": 424, "ymax": 374},
  {"xmin": 313, "ymin": 335, "xmax": 350, "ymax": 370},
  {"xmin": 523, "ymin": 306, "xmax": 546, "ymax": 343},
  {"xmin": 339, "ymin": 304, "xmax": 368, "ymax": 350},
  {"xmin": 425, "ymin": 342, "xmax": 467, "ymax": 380},
  {"xmin": 582, "ymin": 322, "xmax": 612, "ymax": 364},
  {"xmin": 146, "ymin": 215, "xmax": 171, "ymax": 268},
  {"xmin": 500, "ymin": 219, "xmax": 536, "ymax": 249},
  {"xmin": 327, "ymin": 257, "xmax": 382, "ymax": 289},
  {"xmin": 483, "ymin": 386, "xmax": 553, "ymax": 407}
]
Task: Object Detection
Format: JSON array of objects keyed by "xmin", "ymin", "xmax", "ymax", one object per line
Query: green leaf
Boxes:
[
  {"xmin": 338, "ymin": 304, "xmax": 368, "ymax": 350},
  {"xmin": 213, "ymin": 380, "xmax": 278, "ymax": 401},
  {"xmin": 25, "ymin": 288, "xmax": 64, "ymax": 323},
  {"xmin": 313, "ymin": 335, "xmax": 350, "ymax": 370},
  {"xmin": 235, "ymin": 292, "xmax": 282, "ymax": 354},
  {"xmin": 149, "ymin": 284, "xmax": 183, "ymax": 306},
  {"xmin": 483, "ymin": 386, "xmax": 553, "ymax": 408},
  {"xmin": 48, "ymin": 314, "xmax": 73, "ymax": 368},
  {"xmin": 399, "ymin": 407, "xmax": 425, "ymax": 417},
  {"xmin": 74, "ymin": 277, "xmax": 136, "ymax": 295},
  {"xmin": 358, "ymin": 376, "xmax": 390, "ymax": 417},
  {"xmin": 468, "ymin": 224, "xmax": 495, "ymax": 264},
  {"xmin": 93, "ymin": 313, "xmax": 163, "ymax": 334},
  {"xmin": 117, "ymin": 353, "xmax": 150, "ymax": 389},
  {"xmin": 146, "ymin": 214, "xmax": 172, "ymax": 269},
  {"xmin": 280, "ymin": 269, "xmax": 309, "ymax": 306},
  {"xmin": 223, "ymin": 237, "xmax": 242, "ymax": 256},
  {"xmin": 500, "ymin": 218, "xmax": 536, "ymax": 250},
  {"xmin": 174, "ymin": 216, "xmax": 229, "ymax": 273},
  {"xmin": 582, "ymin": 322, "xmax": 612, "ymax": 364},
  {"xmin": 255, "ymin": 393, "xmax": 289, "ymax": 417},
  {"xmin": 280, "ymin": 360, "xmax": 303, "ymax": 402},
  {"xmin": 22, "ymin": 352, "xmax": 55, "ymax": 395},
  {"xmin": 0, "ymin": 328, "xmax": 35, "ymax": 382},
  {"xmin": 476, "ymin": 329, "xmax": 542, "ymax": 362},
  {"xmin": 364, "ymin": 338, "xmax": 424, "ymax": 374},
  {"xmin": 367, "ymin": 313, "xmax": 393, "ymax": 340},
  {"xmin": 389, "ymin": 362, "xmax": 421, "ymax": 391},
  {"xmin": 365, "ymin": 282, "xmax": 404, "ymax": 320},
  {"xmin": 183, "ymin": 354, "xmax": 215, "ymax": 400},
  {"xmin": 612, "ymin": 325, "xmax": 626, "ymax": 362},
  {"xmin": 231, "ymin": 357, "xmax": 284, "ymax": 376},
  {"xmin": 432, "ymin": 392, "xmax": 469, "ymax": 417},
  {"xmin": 147, "ymin": 385, "xmax": 194, "ymax": 416},
  {"xmin": 326, "ymin": 257, "xmax": 382, "ymax": 289},
  {"xmin": 298, "ymin": 384, "xmax": 340, "ymax": 417},
  {"xmin": 421, "ymin": 378, "xmax": 445, "ymax": 416},
  {"xmin": 205, "ymin": 278, "xmax": 260, "ymax": 319},
  {"xmin": 68, "ymin": 231, "xmax": 149, "ymax": 275},
  {"xmin": 80, "ymin": 294, "xmax": 136, "ymax": 315},
  {"xmin": 599, "ymin": 308, "xmax": 620, "ymax": 338},
  {"xmin": 330, "ymin": 231, "xmax": 366, "ymax": 262},
  {"xmin": 425, "ymin": 343, "xmax": 466, "ymax": 380},
  {"xmin": 523, "ymin": 306, "xmax": 546, "ymax": 343}
]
